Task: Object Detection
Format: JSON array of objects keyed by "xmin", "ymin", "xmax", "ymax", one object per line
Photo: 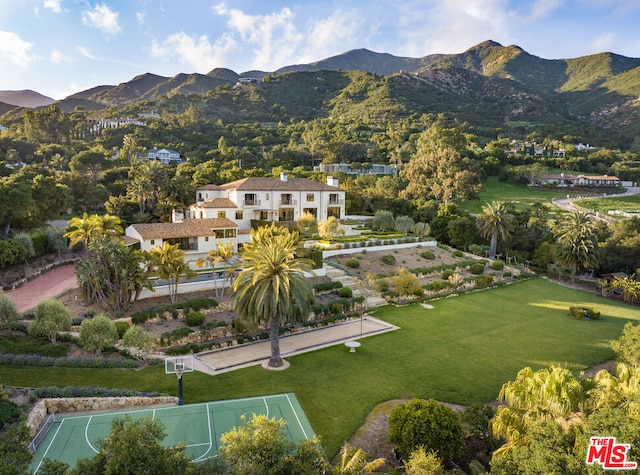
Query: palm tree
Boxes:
[
  {"xmin": 150, "ymin": 242, "xmax": 196, "ymax": 303},
  {"xmin": 610, "ymin": 276, "xmax": 640, "ymax": 303},
  {"xmin": 208, "ymin": 240, "xmax": 235, "ymax": 298},
  {"xmin": 233, "ymin": 224, "xmax": 315, "ymax": 368},
  {"xmin": 476, "ymin": 201, "xmax": 513, "ymax": 258},
  {"xmin": 491, "ymin": 366, "xmax": 588, "ymax": 456},
  {"xmin": 64, "ymin": 213, "xmax": 123, "ymax": 249},
  {"xmin": 553, "ymin": 211, "xmax": 598, "ymax": 282}
]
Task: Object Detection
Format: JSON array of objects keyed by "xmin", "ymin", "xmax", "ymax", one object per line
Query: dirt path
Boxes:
[{"xmin": 5, "ymin": 264, "xmax": 78, "ymax": 313}]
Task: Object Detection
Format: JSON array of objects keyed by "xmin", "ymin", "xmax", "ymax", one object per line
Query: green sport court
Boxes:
[{"xmin": 30, "ymin": 393, "xmax": 315, "ymax": 473}]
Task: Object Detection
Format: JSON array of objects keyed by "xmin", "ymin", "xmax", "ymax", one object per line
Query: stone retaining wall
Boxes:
[{"xmin": 26, "ymin": 395, "xmax": 178, "ymax": 436}]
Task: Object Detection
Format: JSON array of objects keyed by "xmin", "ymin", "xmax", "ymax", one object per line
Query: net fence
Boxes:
[{"xmin": 29, "ymin": 413, "xmax": 55, "ymax": 454}]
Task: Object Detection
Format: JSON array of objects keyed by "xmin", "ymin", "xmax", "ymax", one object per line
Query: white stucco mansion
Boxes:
[{"xmin": 125, "ymin": 173, "xmax": 345, "ymax": 267}]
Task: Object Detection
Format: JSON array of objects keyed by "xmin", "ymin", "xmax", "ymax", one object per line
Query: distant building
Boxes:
[
  {"xmin": 143, "ymin": 147, "xmax": 183, "ymax": 165},
  {"xmin": 315, "ymin": 162, "xmax": 397, "ymax": 175},
  {"xmin": 539, "ymin": 173, "xmax": 620, "ymax": 187}
]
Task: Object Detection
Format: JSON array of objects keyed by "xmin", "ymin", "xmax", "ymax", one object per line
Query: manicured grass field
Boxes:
[
  {"xmin": 2, "ymin": 278, "xmax": 640, "ymax": 457},
  {"xmin": 460, "ymin": 176, "xmax": 574, "ymax": 214},
  {"xmin": 576, "ymin": 194, "xmax": 640, "ymax": 216}
]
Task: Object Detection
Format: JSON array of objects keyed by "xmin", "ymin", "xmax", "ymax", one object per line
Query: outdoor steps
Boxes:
[{"xmin": 322, "ymin": 264, "xmax": 387, "ymax": 307}]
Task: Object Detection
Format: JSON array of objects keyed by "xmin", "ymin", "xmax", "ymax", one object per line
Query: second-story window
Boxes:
[{"xmin": 306, "ymin": 193, "xmax": 314, "ymax": 202}]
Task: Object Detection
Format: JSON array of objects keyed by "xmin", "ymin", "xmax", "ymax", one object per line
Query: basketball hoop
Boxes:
[{"xmin": 165, "ymin": 356, "xmax": 194, "ymax": 405}]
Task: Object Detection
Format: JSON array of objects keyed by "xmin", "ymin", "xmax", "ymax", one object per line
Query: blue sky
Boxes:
[{"xmin": 1, "ymin": 0, "xmax": 640, "ymax": 100}]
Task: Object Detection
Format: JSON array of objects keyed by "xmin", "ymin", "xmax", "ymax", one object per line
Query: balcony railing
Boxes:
[
  {"xmin": 279, "ymin": 199, "xmax": 297, "ymax": 206},
  {"xmin": 243, "ymin": 199, "xmax": 261, "ymax": 206},
  {"xmin": 328, "ymin": 198, "xmax": 344, "ymax": 205}
]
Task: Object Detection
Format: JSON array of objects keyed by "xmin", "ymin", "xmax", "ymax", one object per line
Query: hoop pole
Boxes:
[
  {"xmin": 178, "ymin": 373, "xmax": 184, "ymax": 405},
  {"xmin": 176, "ymin": 369, "xmax": 184, "ymax": 405}
]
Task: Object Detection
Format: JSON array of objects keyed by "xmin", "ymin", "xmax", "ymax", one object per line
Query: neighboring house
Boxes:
[
  {"xmin": 144, "ymin": 147, "xmax": 183, "ymax": 164},
  {"xmin": 185, "ymin": 173, "xmax": 345, "ymax": 229},
  {"xmin": 125, "ymin": 217, "xmax": 238, "ymax": 268},
  {"xmin": 316, "ymin": 162, "xmax": 397, "ymax": 175},
  {"xmin": 539, "ymin": 173, "xmax": 621, "ymax": 188}
]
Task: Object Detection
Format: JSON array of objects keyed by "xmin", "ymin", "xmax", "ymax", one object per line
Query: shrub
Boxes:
[
  {"xmin": 185, "ymin": 311, "xmax": 205, "ymax": 327},
  {"xmin": 381, "ymin": 254, "xmax": 396, "ymax": 265},
  {"xmin": 441, "ymin": 269, "xmax": 454, "ymax": 280},
  {"xmin": 468, "ymin": 244, "xmax": 484, "ymax": 256},
  {"xmin": 330, "ymin": 303, "xmax": 343, "ymax": 315},
  {"xmin": 503, "ymin": 271, "xmax": 512, "ymax": 277},
  {"xmin": 426, "ymin": 281, "xmax": 445, "ymax": 292},
  {"xmin": 569, "ymin": 306, "xmax": 601, "ymax": 320},
  {"xmin": 114, "ymin": 321, "xmax": 130, "ymax": 339},
  {"xmin": 375, "ymin": 279, "xmax": 389, "ymax": 292},
  {"xmin": 469, "ymin": 262, "xmax": 485, "ymax": 275},
  {"xmin": 338, "ymin": 287, "xmax": 353, "ymax": 298},
  {"xmin": 314, "ymin": 281, "xmax": 343, "ymax": 292},
  {"xmin": 388, "ymin": 398, "xmax": 465, "ymax": 463},
  {"xmin": 420, "ymin": 251, "xmax": 435, "ymax": 260},
  {"xmin": 346, "ymin": 258, "xmax": 360, "ymax": 269},
  {"xmin": 491, "ymin": 260, "xmax": 504, "ymax": 271},
  {"xmin": 0, "ymin": 239, "xmax": 28, "ymax": 269},
  {"xmin": 0, "ymin": 294, "xmax": 19, "ymax": 329},
  {"xmin": 452, "ymin": 250, "xmax": 464, "ymax": 257},
  {"xmin": 79, "ymin": 315, "xmax": 119, "ymax": 355},
  {"xmin": 476, "ymin": 275, "xmax": 494, "ymax": 286},
  {"xmin": 28, "ymin": 299, "xmax": 72, "ymax": 344}
]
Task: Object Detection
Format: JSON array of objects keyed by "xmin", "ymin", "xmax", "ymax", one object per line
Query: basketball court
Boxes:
[{"xmin": 30, "ymin": 393, "xmax": 314, "ymax": 473}]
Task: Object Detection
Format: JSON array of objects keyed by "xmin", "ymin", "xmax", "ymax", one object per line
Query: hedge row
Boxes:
[
  {"xmin": 0, "ymin": 353, "xmax": 160, "ymax": 369},
  {"xmin": 32, "ymin": 386, "xmax": 166, "ymax": 399}
]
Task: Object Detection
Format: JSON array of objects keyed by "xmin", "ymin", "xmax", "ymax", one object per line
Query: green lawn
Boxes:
[
  {"xmin": 459, "ymin": 176, "xmax": 575, "ymax": 214},
  {"xmin": 2, "ymin": 278, "xmax": 639, "ymax": 456},
  {"xmin": 576, "ymin": 194, "xmax": 640, "ymax": 216}
]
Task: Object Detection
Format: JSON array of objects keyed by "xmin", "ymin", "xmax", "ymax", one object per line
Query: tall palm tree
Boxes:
[
  {"xmin": 150, "ymin": 242, "xmax": 196, "ymax": 304},
  {"xmin": 553, "ymin": 210, "xmax": 598, "ymax": 282},
  {"xmin": 233, "ymin": 224, "xmax": 315, "ymax": 368},
  {"xmin": 476, "ymin": 201, "xmax": 513, "ymax": 258}
]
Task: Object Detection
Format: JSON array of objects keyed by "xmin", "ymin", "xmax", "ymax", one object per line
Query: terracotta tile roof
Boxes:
[
  {"xmin": 198, "ymin": 198, "xmax": 237, "ymax": 209},
  {"xmin": 196, "ymin": 184, "xmax": 222, "ymax": 190},
  {"xmin": 219, "ymin": 177, "xmax": 342, "ymax": 192},
  {"xmin": 129, "ymin": 218, "xmax": 237, "ymax": 240}
]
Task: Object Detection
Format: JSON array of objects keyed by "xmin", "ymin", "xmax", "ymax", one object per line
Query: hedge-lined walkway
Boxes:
[{"xmin": 5, "ymin": 264, "xmax": 77, "ymax": 313}]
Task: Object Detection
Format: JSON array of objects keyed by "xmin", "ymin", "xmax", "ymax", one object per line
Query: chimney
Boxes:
[
  {"xmin": 327, "ymin": 176, "xmax": 339, "ymax": 187},
  {"xmin": 280, "ymin": 172, "xmax": 288, "ymax": 182}
]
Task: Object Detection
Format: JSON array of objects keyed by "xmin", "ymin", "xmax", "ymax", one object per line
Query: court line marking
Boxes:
[
  {"xmin": 85, "ymin": 416, "xmax": 99, "ymax": 454},
  {"xmin": 264, "ymin": 397, "xmax": 269, "ymax": 418},
  {"xmin": 33, "ymin": 419, "xmax": 65, "ymax": 475},
  {"xmin": 193, "ymin": 403, "xmax": 213, "ymax": 462},
  {"xmin": 38, "ymin": 393, "xmax": 312, "ymax": 467},
  {"xmin": 286, "ymin": 393, "xmax": 309, "ymax": 439}
]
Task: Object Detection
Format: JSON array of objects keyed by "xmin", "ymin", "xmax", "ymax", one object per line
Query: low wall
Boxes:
[
  {"xmin": 322, "ymin": 240, "xmax": 437, "ymax": 258},
  {"xmin": 139, "ymin": 268, "xmax": 326, "ymax": 299},
  {"xmin": 26, "ymin": 395, "xmax": 179, "ymax": 436}
]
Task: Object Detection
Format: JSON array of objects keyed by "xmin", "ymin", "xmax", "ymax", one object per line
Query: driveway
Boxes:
[
  {"xmin": 5, "ymin": 264, "xmax": 78, "ymax": 313},
  {"xmin": 552, "ymin": 186, "xmax": 640, "ymax": 221}
]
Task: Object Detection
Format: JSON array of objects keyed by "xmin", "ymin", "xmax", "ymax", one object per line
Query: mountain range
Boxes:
[{"xmin": 2, "ymin": 40, "xmax": 640, "ymax": 141}]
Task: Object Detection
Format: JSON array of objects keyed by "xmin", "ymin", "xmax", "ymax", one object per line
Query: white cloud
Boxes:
[
  {"xmin": 136, "ymin": 12, "xmax": 144, "ymax": 24},
  {"xmin": 589, "ymin": 33, "xmax": 616, "ymax": 53},
  {"xmin": 0, "ymin": 31, "xmax": 36, "ymax": 67},
  {"xmin": 44, "ymin": 0, "xmax": 63, "ymax": 14},
  {"xmin": 81, "ymin": 3, "xmax": 122, "ymax": 36},
  {"xmin": 522, "ymin": 0, "xmax": 565, "ymax": 22},
  {"xmin": 213, "ymin": 2, "xmax": 305, "ymax": 70},
  {"xmin": 77, "ymin": 45, "xmax": 97, "ymax": 60},
  {"xmin": 50, "ymin": 50, "xmax": 74, "ymax": 63},
  {"xmin": 298, "ymin": 10, "xmax": 365, "ymax": 63},
  {"xmin": 150, "ymin": 32, "xmax": 238, "ymax": 71}
]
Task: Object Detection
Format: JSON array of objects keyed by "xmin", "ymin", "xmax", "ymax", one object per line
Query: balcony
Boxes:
[
  {"xmin": 243, "ymin": 198, "xmax": 261, "ymax": 207},
  {"xmin": 279, "ymin": 198, "xmax": 297, "ymax": 206},
  {"xmin": 328, "ymin": 198, "xmax": 344, "ymax": 205}
]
